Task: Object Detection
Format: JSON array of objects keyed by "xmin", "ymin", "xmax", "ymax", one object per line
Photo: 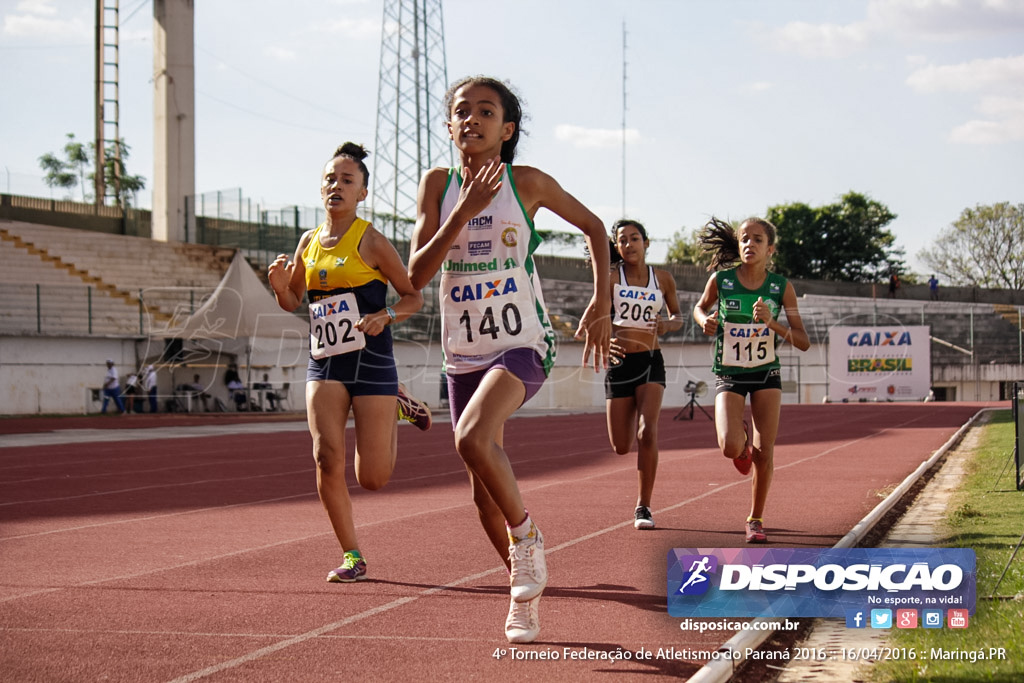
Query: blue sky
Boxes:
[{"xmin": 2, "ymin": 0, "xmax": 1023, "ymax": 275}]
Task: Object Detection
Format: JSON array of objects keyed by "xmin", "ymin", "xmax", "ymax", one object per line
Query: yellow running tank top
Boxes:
[{"xmin": 302, "ymin": 218, "xmax": 386, "ymax": 293}]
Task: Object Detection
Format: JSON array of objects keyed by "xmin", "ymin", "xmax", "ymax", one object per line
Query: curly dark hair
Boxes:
[
  {"xmin": 331, "ymin": 142, "xmax": 370, "ymax": 187},
  {"xmin": 444, "ymin": 76, "xmax": 525, "ymax": 164}
]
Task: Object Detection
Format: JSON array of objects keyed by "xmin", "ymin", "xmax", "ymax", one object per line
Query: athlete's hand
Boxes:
[
  {"xmin": 456, "ymin": 156, "xmax": 503, "ymax": 221},
  {"xmin": 609, "ymin": 337, "xmax": 626, "ymax": 365},
  {"xmin": 577, "ymin": 296, "xmax": 612, "ymax": 371},
  {"xmin": 700, "ymin": 309, "xmax": 719, "ymax": 336},
  {"xmin": 356, "ymin": 310, "xmax": 390, "ymax": 337},
  {"xmin": 752, "ymin": 296, "xmax": 774, "ymax": 325},
  {"xmin": 267, "ymin": 254, "xmax": 293, "ymax": 295}
]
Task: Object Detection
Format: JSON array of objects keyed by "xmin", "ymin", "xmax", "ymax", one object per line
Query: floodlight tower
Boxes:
[{"xmin": 372, "ymin": 0, "xmax": 452, "ymax": 243}]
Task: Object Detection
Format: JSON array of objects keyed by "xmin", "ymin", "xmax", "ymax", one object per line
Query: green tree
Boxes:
[
  {"xmin": 766, "ymin": 191, "xmax": 904, "ymax": 283},
  {"xmin": 665, "ymin": 226, "xmax": 705, "ymax": 266},
  {"xmin": 102, "ymin": 138, "xmax": 146, "ymax": 208},
  {"xmin": 38, "ymin": 133, "xmax": 91, "ymax": 201},
  {"xmin": 37, "ymin": 133, "xmax": 146, "ymax": 207},
  {"xmin": 919, "ymin": 202, "xmax": 1024, "ymax": 290}
]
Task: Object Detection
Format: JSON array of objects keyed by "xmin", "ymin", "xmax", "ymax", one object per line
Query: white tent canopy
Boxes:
[{"xmin": 154, "ymin": 251, "xmax": 308, "ymax": 379}]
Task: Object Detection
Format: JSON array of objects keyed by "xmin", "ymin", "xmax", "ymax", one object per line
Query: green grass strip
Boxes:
[{"xmin": 872, "ymin": 409, "xmax": 1024, "ymax": 682}]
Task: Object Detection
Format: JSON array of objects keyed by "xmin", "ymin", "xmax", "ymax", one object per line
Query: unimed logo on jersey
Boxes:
[{"xmin": 667, "ymin": 548, "xmax": 975, "ymax": 619}]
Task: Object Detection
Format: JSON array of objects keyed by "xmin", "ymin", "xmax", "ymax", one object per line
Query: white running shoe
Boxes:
[
  {"xmin": 634, "ymin": 505, "xmax": 656, "ymax": 530},
  {"xmin": 505, "ymin": 594, "xmax": 541, "ymax": 643},
  {"xmin": 508, "ymin": 523, "xmax": 547, "ymax": 603}
]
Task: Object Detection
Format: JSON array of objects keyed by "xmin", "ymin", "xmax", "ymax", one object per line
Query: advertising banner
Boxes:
[
  {"xmin": 828, "ymin": 325, "xmax": 931, "ymax": 402},
  {"xmin": 667, "ymin": 548, "xmax": 976, "ymax": 619}
]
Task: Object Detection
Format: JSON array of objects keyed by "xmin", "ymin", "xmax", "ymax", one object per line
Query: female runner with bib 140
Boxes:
[
  {"xmin": 409, "ymin": 76, "xmax": 611, "ymax": 644},
  {"xmin": 605, "ymin": 219, "xmax": 683, "ymax": 531},
  {"xmin": 268, "ymin": 142, "xmax": 431, "ymax": 584},
  {"xmin": 692, "ymin": 217, "xmax": 809, "ymax": 544}
]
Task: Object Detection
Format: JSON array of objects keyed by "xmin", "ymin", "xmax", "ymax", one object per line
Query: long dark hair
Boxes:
[
  {"xmin": 609, "ymin": 218, "xmax": 648, "ymax": 266},
  {"xmin": 698, "ymin": 216, "xmax": 777, "ymax": 271},
  {"xmin": 444, "ymin": 76, "xmax": 525, "ymax": 163}
]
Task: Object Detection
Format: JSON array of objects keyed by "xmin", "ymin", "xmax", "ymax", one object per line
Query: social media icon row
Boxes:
[{"xmin": 845, "ymin": 608, "xmax": 968, "ymax": 629}]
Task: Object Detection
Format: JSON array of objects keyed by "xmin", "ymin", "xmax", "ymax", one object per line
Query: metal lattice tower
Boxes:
[
  {"xmin": 95, "ymin": 0, "xmax": 121, "ymax": 206},
  {"xmin": 372, "ymin": 0, "xmax": 452, "ymax": 243}
]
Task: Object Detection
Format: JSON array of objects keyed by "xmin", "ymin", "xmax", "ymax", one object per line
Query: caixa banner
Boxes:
[{"xmin": 667, "ymin": 548, "xmax": 975, "ymax": 618}]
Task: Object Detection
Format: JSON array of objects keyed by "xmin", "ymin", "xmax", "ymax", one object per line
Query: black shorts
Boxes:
[
  {"xmin": 715, "ymin": 367, "xmax": 782, "ymax": 398},
  {"xmin": 605, "ymin": 350, "xmax": 666, "ymax": 400},
  {"xmin": 306, "ymin": 346, "xmax": 398, "ymax": 397}
]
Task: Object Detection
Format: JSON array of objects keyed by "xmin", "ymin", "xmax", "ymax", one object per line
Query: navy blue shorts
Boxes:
[
  {"xmin": 715, "ymin": 367, "xmax": 782, "ymax": 398},
  {"xmin": 604, "ymin": 349, "xmax": 666, "ymax": 400},
  {"xmin": 306, "ymin": 346, "xmax": 398, "ymax": 397},
  {"xmin": 446, "ymin": 348, "xmax": 547, "ymax": 427}
]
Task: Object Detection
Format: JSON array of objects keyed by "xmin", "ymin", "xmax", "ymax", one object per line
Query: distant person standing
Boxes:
[
  {"xmin": 101, "ymin": 359, "xmax": 125, "ymax": 414},
  {"xmin": 928, "ymin": 274, "xmax": 939, "ymax": 301},
  {"xmin": 143, "ymin": 365, "xmax": 159, "ymax": 413},
  {"xmin": 124, "ymin": 371, "xmax": 141, "ymax": 413},
  {"xmin": 888, "ymin": 272, "xmax": 900, "ymax": 299}
]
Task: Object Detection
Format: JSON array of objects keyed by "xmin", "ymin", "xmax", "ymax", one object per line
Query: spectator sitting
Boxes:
[
  {"xmin": 186, "ymin": 374, "xmax": 211, "ymax": 412},
  {"xmin": 224, "ymin": 363, "xmax": 247, "ymax": 410},
  {"xmin": 252, "ymin": 373, "xmax": 278, "ymax": 412}
]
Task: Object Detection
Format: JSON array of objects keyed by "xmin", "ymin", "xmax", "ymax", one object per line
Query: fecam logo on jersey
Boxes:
[{"xmin": 449, "ymin": 277, "xmax": 519, "ymax": 302}]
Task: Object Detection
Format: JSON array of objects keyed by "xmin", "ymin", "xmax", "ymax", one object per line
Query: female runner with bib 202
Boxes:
[
  {"xmin": 409, "ymin": 76, "xmax": 611, "ymax": 645},
  {"xmin": 604, "ymin": 219, "xmax": 683, "ymax": 531},
  {"xmin": 268, "ymin": 143, "xmax": 430, "ymax": 585},
  {"xmin": 693, "ymin": 217, "xmax": 808, "ymax": 544}
]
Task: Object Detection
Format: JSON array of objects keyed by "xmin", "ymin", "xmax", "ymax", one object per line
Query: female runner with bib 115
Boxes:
[
  {"xmin": 268, "ymin": 142, "xmax": 430, "ymax": 584},
  {"xmin": 692, "ymin": 217, "xmax": 808, "ymax": 544},
  {"xmin": 409, "ymin": 76, "xmax": 611, "ymax": 644},
  {"xmin": 605, "ymin": 219, "xmax": 683, "ymax": 531}
]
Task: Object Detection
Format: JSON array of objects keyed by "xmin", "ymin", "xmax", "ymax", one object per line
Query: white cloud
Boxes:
[
  {"xmin": 767, "ymin": 1, "xmax": 1024, "ymax": 60},
  {"xmin": 15, "ymin": 0, "xmax": 57, "ymax": 17},
  {"xmin": 266, "ymin": 46, "xmax": 297, "ymax": 62},
  {"xmin": 554, "ymin": 125, "xmax": 641, "ymax": 149},
  {"xmin": 741, "ymin": 81, "xmax": 774, "ymax": 94},
  {"xmin": 910, "ymin": 56, "xmax": 1024, "ymax": 144},
  {"xmin": 949, "ymin": 94, "xmax": 1024, "ymax": 142},
  {"xmin": 867, "ymin": 0, "xmax": 1024, "ymax": 39},
  {"xmin": 3, "ymin": 1, "xmax": 89, "ymax": 42},
  {"xmin": 320, "ymin": 18, "xmax": 380, "ymax": 39},
  {"xmin": 767, "ymin": 21, "xmax": 871, "ymax": 59},
  {"xmin": 906, "ymin": 54, "xmax": 1024, "ymax": 92}
]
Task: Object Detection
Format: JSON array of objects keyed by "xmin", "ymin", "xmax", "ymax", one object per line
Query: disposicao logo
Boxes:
[
  {"xmin": 667, "ymin": 548, "xmax": 975, "ymax": 619},
  {"xmin": 676, "ymin": 555, "xmax": 718, "ymax": 596}
]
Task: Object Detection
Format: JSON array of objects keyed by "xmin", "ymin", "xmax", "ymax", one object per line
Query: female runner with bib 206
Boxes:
[
  {"xmin": 605, "ymin": 219, "xmax": 683, "ymax": 531},
  {"xmin": 268, "ymin": 143, "xmax": 430, "ymax": 584},
  {"xmin": 692, "ymin": 217, "xmax": 808, "ymax": 544},
  {"xmin": 409, "ymin": 76, "xmax": 611, "ymax": 644}
]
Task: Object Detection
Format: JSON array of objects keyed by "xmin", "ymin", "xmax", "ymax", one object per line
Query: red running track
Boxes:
[{"xmin": 0, "ymin": 403, "xmax": 988, "ymax": 681}]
